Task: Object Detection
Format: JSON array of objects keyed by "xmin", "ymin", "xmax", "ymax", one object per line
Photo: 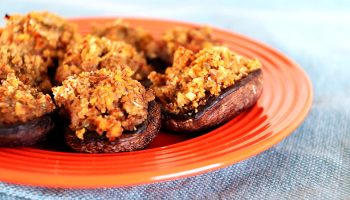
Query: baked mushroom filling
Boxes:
[
  {"xmin": 52, "ymin": 68, "xmax": 155, "ymax": 141},
  {"xmin": 92, "ymin": 19, "xmax": 159, "ymax": 59},
  {"xmin": 0, "ymin": 73, "xmax": 55, "ymax": 125},
  {"xmin": 0, "ymin": 44, "xmax": 52, "ymax": 92},
  {"xmin": 0, "ymin": 11, "xmax": 79, "ymax": 65},
  {"xmin": 55, "ymin": 35, "xmax": 153, "ymax": 83},
  {"xmin": 159, "ymin": 26, "xmax": 220, "ymax": 63},
  {"xmin": 149, "ymin": 46, "xmax": 262, "ymax": 115}
]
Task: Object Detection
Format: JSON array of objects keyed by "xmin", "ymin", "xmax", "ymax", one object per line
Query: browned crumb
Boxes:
[
  {"xmin": 92, "ymin": 19, "xmax": 159, "ymax": 59},
  {"xmin": 55, "ymin": 35, "xmax": 153, "ymax": 83},
  {"xmin": 0, "ymin": 12, "xmax": 79, "ymax": 66},
  {"xmin": 0, "ymin": 73, "xmax": 55, "ymax": 125},
  {"xmin": 0, "ymin": 43, "xmax": 52, "ymax": 92},
  {"xmin": 149, "ymin": 46, "xmax": 262, "ymax": 114},
  {"xmin": 52, "ymin": 68, "xmax": 155, "ymax": 140},
  {"xmin": 159, "ymin": 26, "xmax": 220, "ymax": 63}
]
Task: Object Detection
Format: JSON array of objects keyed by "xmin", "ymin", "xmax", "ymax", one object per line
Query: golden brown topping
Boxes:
[
  {"xmin": 53, "ymin": 68, "xmax": 155, "ymax": 140},
  {"xmin": 0, "ymin": 73, "xmax": 55, "ymax": 125},
  {"xmin": 159, "ymin": 26, "xmax": 220, "ymax": 63},
  {"xmin": 92, "ymin": 19, "xmax": 159, "ymax": 59},
  {"xmin": 0, "ymin": 12, "xmax": 79, "ymax": 65},
  {"xmin": 55, "ymin": 35, "xmax": 153, "ymax": 83},
  {"xmin": 149, "ymin": 46, "xmax": 261, "ymax": 114},
  {"xmin": 0, "ymin": 43, "xmax": 51, "ymax": 92}
]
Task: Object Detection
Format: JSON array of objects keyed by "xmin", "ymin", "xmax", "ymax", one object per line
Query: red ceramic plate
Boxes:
[{"xmin": 0, "ymin": 18, "xmax": 313, "ymax": 188}]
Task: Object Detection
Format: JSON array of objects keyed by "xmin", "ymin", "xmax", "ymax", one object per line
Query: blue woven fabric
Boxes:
[{"xmin": 0, "ymin": 0, "xmax": 349, "ymax": 199}]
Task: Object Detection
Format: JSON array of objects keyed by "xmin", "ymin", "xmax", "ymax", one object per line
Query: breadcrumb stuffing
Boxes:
[
  {"xmin": 55, "ymin": 35, "xmax": 153, "ymax": 83},
  {"xmin": 159, "ymin": 26, "xmax": 220, "ymax": 63},
  {"xmin": 0, "ymin": 73, "xmax": 55, "ymax": 125},
  {"xmin": 0, "ymin": 12, "xmax": 79, "ymax": 66},
  {"xmin": 92, "ymin": 19, "xmax": 159, "ymax": 59},
  {"xmin": 149, "ymin": 46, "xmax": 261, "ymax": 114},
  {"xmin": 0, "ymin": 43, "xmax": 51, "ymax": 92},
  {"xmin": 53, "ymin": 68, "xmax": 155, "ymax": 140}
]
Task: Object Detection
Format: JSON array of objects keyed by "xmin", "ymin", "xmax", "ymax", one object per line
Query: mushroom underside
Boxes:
[{"xmin": 0, "ymin": 114, "xmax": 54, "ymax": 147}]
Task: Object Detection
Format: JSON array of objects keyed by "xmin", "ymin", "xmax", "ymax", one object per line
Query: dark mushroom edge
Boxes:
[
  {"xmin": 65, "ymin": 100, "xmax": 161, "ymax": 153},
  {"xmin": 162, "ymin": 69, "xmax": 263, "ymax": 133},
  {"xmin": 0, "ymin": 114, "xmax": 55, "ymax": 147}
]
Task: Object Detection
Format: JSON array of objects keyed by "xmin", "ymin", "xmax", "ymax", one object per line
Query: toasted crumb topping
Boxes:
[
  {"xmin": 159, "ymin": 26, "xmax": 220, "ymax": 63},
  {"xmin": 0, "ymin": 43, "xmax": 51, "ymax": 92},
  {"xmin": 53, "ymin": 68, "xmax": 155, "ymax": 140},
  {"xmin": 92, "ymin": 19, "xmax": 159, "ymax": 59},
  {"xmin": 55, "ymin": 35, "xmax": 153, "ymax": 83},
  {"xmin": 149, "ymin": 46, "xmax": 261, "ymax": 114},
  {"xmin": 0, "ymin": 73, "xmax": 55, "ymax": 125},
  {"xmin": 0, "ymin": 12, "xmax": 79, "ymax": 65}
]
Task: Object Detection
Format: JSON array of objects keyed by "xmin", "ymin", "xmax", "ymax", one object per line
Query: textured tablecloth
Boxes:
[{"xmin": 0, "ymin": 0, "xmax": 349, "ymax": 199}]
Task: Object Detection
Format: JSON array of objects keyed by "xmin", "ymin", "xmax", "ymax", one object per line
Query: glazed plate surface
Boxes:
[{"xmin": 0, "ymin": 18, "xmax": 313, "ymax": 188}]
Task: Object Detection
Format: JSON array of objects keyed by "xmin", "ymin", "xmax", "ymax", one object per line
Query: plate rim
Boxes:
[{"xmin": 0, "ymin": 17, "xmax": 313, "ymax": 188}]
